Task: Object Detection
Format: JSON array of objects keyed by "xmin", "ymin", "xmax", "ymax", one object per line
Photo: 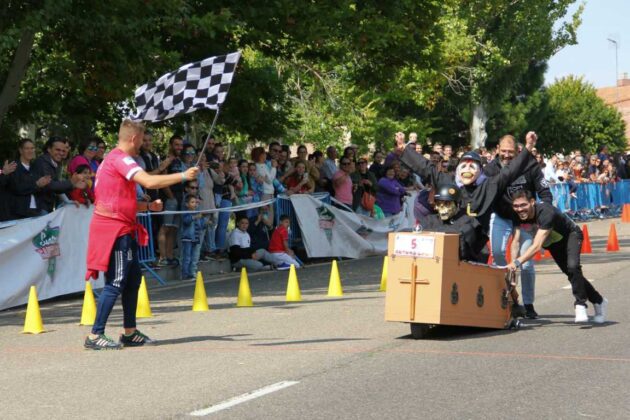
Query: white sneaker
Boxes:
[
  {"xmin": 574, "ymin": 305, "xmax": 588, "ymax": 323},
  {"xmin": 593, "ymin": 298, "xmax": 608, "ymax": 324}
]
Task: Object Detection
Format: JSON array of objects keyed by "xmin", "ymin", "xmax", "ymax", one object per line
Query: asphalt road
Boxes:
[{"xmin": 1, "ymin": 218, "xmax": 629, "ymax": 419}]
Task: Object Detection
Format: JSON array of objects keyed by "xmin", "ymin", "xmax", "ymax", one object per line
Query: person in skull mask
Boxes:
[
  {"xmin": 421, "ymin": 183, "xmax": 488, "ymax": 262},
  {"xmin": 394, "ymin": 132, "xmax": 539, "ymax": 234}
]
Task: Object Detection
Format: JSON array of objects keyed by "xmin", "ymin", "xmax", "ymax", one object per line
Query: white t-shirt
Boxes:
[
  {"xmin": 21, "ymin": 162, "xmax": 37, "ymax": 209},
  {"xmin": 229, "ymin": 228, "xmax": 251, "ymax": 248}
]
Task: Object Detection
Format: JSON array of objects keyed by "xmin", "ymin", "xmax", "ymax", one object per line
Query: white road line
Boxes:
[
  {"xmin": 189, "ymin": 381, "xmax": 300, "ymax": 417},
  {"xmin": 563, "ymin": 279, "xmax": 595, "ymax": 289}
]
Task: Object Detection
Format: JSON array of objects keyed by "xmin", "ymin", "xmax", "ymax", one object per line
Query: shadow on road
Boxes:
[{"xmin": 251, "ymin": 337, "xmax": 369, "ymax": 346}]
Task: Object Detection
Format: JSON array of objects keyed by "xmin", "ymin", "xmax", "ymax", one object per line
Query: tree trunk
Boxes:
[
  {"xmin": 0, "ymin": 29, "xmax": 36, "ymax": 132},
  {"xmin": 470, "ymin": 102, "xmax": 488, "ymax": 150}
]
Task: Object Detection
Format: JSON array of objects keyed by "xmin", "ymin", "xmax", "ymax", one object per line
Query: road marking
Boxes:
[{"xmin": 189, "ymin": 380, "xmax": 299, "ymax": 416}]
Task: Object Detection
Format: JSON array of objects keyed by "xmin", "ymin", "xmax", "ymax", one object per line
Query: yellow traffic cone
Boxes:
[
  {"xmin": 79, "ymin": 282, "xmax": 97, "ymax": 326},
  {"xmin": 22, "ymin": 285, "xmax": 45, "ymax": 334},
  {"xmin": 327, "ymin": 260, "xmax": 343, "ymax": 297},
  {"xmin": 379, "ymin": 256, "xmax": 388, "ymax": 292},
  {"xmin": 192, "ymin": 271, "xmax": 210, "ymax": 312},
  {"xmin": 237, "ymin": 267, "xmax": 254, "ymax": 307},
  {"xmin": 136, "ymin": 276, "xmax": 153, "ymax": 318},
  {"xmin": 286, "ymin": 264, "xmax": 302, "ymax": 302}
]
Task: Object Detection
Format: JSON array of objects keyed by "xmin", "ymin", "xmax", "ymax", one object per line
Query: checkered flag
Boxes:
[{"xmin": 130, "ymin": 52, "xmax": 240, "ymax": 122}]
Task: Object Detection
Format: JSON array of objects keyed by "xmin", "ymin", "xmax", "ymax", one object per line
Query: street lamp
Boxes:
[{"xmin": 607, "ymin": 38, "xmax": 618, "ymax": 86}]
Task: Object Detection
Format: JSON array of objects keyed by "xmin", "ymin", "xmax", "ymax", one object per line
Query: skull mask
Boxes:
[
  {"xmin": 435, "ymin": 200, "xmax": 458, "ymax": 221},
  {"xmin": 456, "ymin": 159, "xmax": 481, "ymax": 186}
]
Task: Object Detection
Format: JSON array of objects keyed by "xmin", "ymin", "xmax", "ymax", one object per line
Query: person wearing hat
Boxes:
[{"xmin": 394, "ymin": 132, "xmax": 539, "ymax": 236}]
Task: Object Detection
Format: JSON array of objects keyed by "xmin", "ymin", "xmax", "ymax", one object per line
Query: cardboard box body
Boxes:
[{"xmin": 384, "ymin": 232, "xmax": 512, "ymax": 329}]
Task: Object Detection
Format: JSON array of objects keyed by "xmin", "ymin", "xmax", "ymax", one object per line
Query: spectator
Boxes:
[
  {"xmin": 248, "ymin": 205, "xmax": 273, "ymax": 251},
  {"xmin": 228, "ymin": 215, "xmax": 273, "ymax": 272},
  {"xmin": 247, "ymin": 162, "xmax": 264, "ymax": 203},
  {"xmin": 543, "ymin": 154, "xmax": 560, "ymax": 183},
  {"xmin": 311, "ymin": 150, "xmax": 329, "ymax": 192},
  {"xmin": 182, "ymin": 144, "xmax": 197, "ymax": 170},
  {"xmin": 157, "ymin": 135, "xmax": 185, "ymax": 267},
  {"xmin": 384, "ymin": 132, "xmax": 405, "ymax": 167},
  {"xmin": 369, "ymin": 150, "xmax": 385, "ymax": 180},
  {"xmin": 342, "ymin": 146, "xmax": 357, "ymax": 163},
  {"xmin": 291, "ymin": 144, "xmax": 309, "ymax": 165},
  {"xmin": 139, "ymin": 130, "xmax": 163, "ymax": 201},
  {"xmin": 376, "ymin": 165, "xmax": 406, "ymax": 217},
  {"xmin": 236, "ymin": 159, "xmax": 252, "ymax": 205},
  {"xmin": 68, "ymin": 137, "xmax": 100, "ymax": 176},
  {"xmin": 597, "ymin": 145, "xmax": 610, "ymax": 163},
  {"xmin": 268, "ymin": 215, "xmax": 301, "ymax": 269},
  {"xmin": 196, "ymin": 154, "xmax": 217, "ymax": 263},
  {"xmin": 68, "ymin": 164, "xmax": 95, "ymax": 206},
  {"xmin": 8, "ymin": 139, "xmax": 51, "ymax": 219},
  {"xmin": 276, "ymin": 150, "xmax": 292, "ymax": 183},
  {"xmin": 253, "ymin": 146, "xmax": 277, "ymax": 222},
  {"xmin": 95, "ymin": 139, "xmax": 106, "ymax": 164},
  {"xmin": 180, "ymin": 194, "xmax": 205, "ymax": 280},
  {"xmin": 267, "ymin": 141, "xmax": 282, "ymax": 163},
  {"xmin": 351, "ymin": 157, "xmax": 378, "ymax": 215},
  {"xmin": 587, "ymin": 155, "xmax": 599, "ymax": 182},
  {"xmin": 0, "ymin": 159, "xmax": 18, "ymax": 221},
  {"xmin": 32, "ymin": 136, "xmax": 83, "ymax": 214},
  {"xmin": 321, "ymin": 146, "xmax": 338, "ymax": 182},
  {"xmin": 284, "ymin": 160, "xmax": 315, "ymax": 195},
  {"xmin": 332, "ymin": 157, "xmax": 355, "ymax": 209}
]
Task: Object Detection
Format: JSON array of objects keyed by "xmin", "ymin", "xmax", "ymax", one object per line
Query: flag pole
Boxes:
[{"xmin": 195, "ymin": 107, "xmax": 221, "ymax": 167}]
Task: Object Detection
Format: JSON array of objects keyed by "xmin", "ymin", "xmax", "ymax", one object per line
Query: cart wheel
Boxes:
[{"xmin": 410, "ymin": 323, "xmax": 431, "ymax": 339}]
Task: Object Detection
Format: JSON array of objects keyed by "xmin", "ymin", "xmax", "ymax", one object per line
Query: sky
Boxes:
[{"xmin": 545, "ymin": 0, "xmax": 630, "ymax": 88}]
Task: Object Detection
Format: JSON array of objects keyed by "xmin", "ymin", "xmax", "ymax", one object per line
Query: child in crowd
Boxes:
[
  {"xmin": 268, "ymin": 215, "xmax": 301, "ymax": 270},
  {"xmin": 68, "ymin": 164, "xmax": 95, "ymax": 206},
  {"xmin": 180, "ymin": 195, "xmax": 205, "ymax": 280},
  {"xmin": 228, "ymin": 215, "xmax": 273, "ymax": 271}
]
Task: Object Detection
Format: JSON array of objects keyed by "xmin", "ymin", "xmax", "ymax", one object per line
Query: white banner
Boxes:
[
  {"xmin": 290, "ymin": 194, "xmax": 416, "ymax": 258},
  {"xmin": 0, "ymin": 207, "xmax": 102, "ymax": 310}
]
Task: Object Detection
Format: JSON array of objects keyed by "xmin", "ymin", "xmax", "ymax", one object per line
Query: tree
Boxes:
[{"xmin": 534, "ymin": 76, "xmax": 626, "ymax": 154}]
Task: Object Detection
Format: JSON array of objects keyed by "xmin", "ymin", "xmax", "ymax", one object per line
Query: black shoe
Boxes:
[
  {"xmin": 119, "ymin": 330, "xmax": 157, "ymax": 347},
  {"xmin": 84, "ymin": 334, "xmax": 123, "ymax": 350},
  {"xmin": 524, "ymin": 304, "xmax": 538, "ymax": 319},
  {"xmin": 511, "ymin": 303, "xmax": 526, "ymax": 318}
]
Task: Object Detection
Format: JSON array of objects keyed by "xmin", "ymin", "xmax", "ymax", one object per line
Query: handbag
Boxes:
[{"xmin": 361, "ymin": 191, "xmax": 376, "ymax": 211}]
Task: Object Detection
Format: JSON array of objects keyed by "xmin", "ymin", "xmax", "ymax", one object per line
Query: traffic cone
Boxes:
[
  {"xmin": 192, "ymin": 272, "xmax": 210, "ymax": 311},
  {"xmin": 607, "ymin": 223, "xmax": 620, "ymax": 252},
  {"xmin": 22, "ymin": 286, "xmax": 45, "ymax": 334},
  {"xmin": 79, "ymin": 282, "xmax": 97, "ymax": 326},
  {"xmin": 236, "ymin": 268, "xmax": 253, "ymax": 307},
  {"xmin": 542, "ymin": 249, "xmax": 552, "ymax": 259},
  {"xmin": 534, "ymin": 250, "xmax": 542, "ymax": 261},
  {"xmin": 327, "ymin": 260, "xmax": 343, "ymax": 297},
  {"xmin": 581, "ymin": 225, "xmax": 592, "ymax": 254},
  {"xmin": 622, "ymin": 204, "xmax": 630, "ymax": 223},
  {"xmin": 136, "ymin": 276, "xmax": 153, "ymax": 318},
  {"xmin": 379, "ymin": 256, "xmax": 388, "ymax": 292},
  {"xmin": 286, "ymin": 264, "xmax": 302, "ymax": 302}
]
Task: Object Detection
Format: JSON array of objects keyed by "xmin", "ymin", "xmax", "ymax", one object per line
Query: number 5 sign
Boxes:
[{"xmin": 393, "ymin": 234, "xmax": 435, "ymax": 258}]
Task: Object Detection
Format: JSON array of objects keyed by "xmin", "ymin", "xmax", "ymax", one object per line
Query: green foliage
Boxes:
[{"xmin": 535, "ymin": 76, "xmax": 626, "ymax": 154}]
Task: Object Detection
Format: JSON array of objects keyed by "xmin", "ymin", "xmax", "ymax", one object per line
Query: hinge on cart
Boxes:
[{"xmin": 476, "ymin": 286, "xmax": 484, "ymax": 307}]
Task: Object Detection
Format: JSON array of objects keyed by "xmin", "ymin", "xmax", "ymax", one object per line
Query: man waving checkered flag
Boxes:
[{"xmin": 130, "ymin": 52, "xmax": 240, "ymax": 122}]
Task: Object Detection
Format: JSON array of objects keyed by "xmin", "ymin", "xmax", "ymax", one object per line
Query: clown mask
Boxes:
[
  {"xmin": 456, "ymin": 160, "xmax": 481, "ymax": 186},
  {"xmin": 435, "ymin": 200, "xmax": 458, "ymax": 221}
]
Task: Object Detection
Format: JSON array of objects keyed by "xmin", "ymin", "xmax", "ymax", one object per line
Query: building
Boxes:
[{"xmin": 596, "ymin": 74, "xmax": 630, "ymax": 148}]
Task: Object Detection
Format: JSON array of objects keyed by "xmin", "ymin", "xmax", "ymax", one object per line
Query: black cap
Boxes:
[
  {"xmin": 434, "ymin": 183, "xmax": 461, "ymax": 202},
  {"xmin": 460, "ymin": 151, "xmax": 482, "ymax": 164}
]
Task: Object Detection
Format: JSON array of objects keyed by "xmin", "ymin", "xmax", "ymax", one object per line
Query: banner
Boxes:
[
  {"xmin": 0, "ymin": 207, "xmax": 102, "ymax": 310},
  {"xmin": 290, "ymin": 194, "xmax": 416, "ymax": 258}
]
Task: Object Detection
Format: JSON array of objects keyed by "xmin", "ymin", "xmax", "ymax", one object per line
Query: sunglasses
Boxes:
[
  {"xmin": 87, "ymin": 146, "xmax": 99, "ymax": 152},
  {"xmin": 184, "ymin": 151, "xmax": 196, "ymax": 156}
]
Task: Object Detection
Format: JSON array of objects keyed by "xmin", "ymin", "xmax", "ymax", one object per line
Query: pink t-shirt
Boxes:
[
  {"xmin": 332, "ymin": 170, "xmax": 352, "ymax": 205},
  {"xmin": 93, "ymin": 148, "xmax": 142, "ymax": 224}
]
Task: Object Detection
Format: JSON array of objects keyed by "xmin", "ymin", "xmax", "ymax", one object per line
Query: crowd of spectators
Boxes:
[{"xmin": 2, "ymin": 130, "xmax": 629, "ymax": 278}]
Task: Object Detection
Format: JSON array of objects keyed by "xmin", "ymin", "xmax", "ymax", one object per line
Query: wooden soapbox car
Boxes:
[{"xmin": 384, "ymin": 231, "xmax": 522, "ymax": 339}]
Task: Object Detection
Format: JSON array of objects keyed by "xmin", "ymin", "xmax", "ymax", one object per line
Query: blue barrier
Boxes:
[
  {"xmin": 136, "ymin": 213, "xmax": 166, "ymax": 285},
  {"xmin": 275, "ymin": 192, "xmax": 331, "ymax": 247},
  {"xmin": 550, "ymin": 180, "xmax": 630, "ymax": 219}
]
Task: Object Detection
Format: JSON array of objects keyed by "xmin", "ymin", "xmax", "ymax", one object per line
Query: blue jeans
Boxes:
[
  {"xmin": 92, "ymin": 235, "xmax": 142, "ymax": 335},
  {"xmin": 214, "ymin": 195, "xmax": 232, "ymax": 251},
  {"xmin": 181, "ymin": 240, "xmax": 199, "ymax": 279},
  {"xmin": 490, "ymin": 212, "xmax": 536, "ymax": 305}
]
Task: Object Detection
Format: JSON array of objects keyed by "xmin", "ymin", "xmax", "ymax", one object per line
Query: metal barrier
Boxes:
[
  {"xmin": 136, "ymin": 213, "xmax": 166, "ymax": 285},
  {"xmin": 275, "ymin": 192, "xmax": 331, "ymax": 247},
  {"xmin": 550, "ymin": 179, "xmax": 630, "ymax": 220}
]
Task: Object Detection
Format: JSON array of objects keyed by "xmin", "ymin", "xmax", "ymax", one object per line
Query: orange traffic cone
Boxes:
[
  {"xmin": 542, "ymin": 249, "xmax": 552, "ymax": 259},
  {"xmin": 607, "ymin": 223, "xmax": 620, "ymax": 252},
  {"xmin": 533, "ymin": 249, "xmax": 542, "ymax": 261},
  {"xmin": 622, "ymin": 204, "xmax": 630, "ymax": 223},
  {"xmin": 581, "ymin": 225, "xmax": 592, "ymax": 254}
]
